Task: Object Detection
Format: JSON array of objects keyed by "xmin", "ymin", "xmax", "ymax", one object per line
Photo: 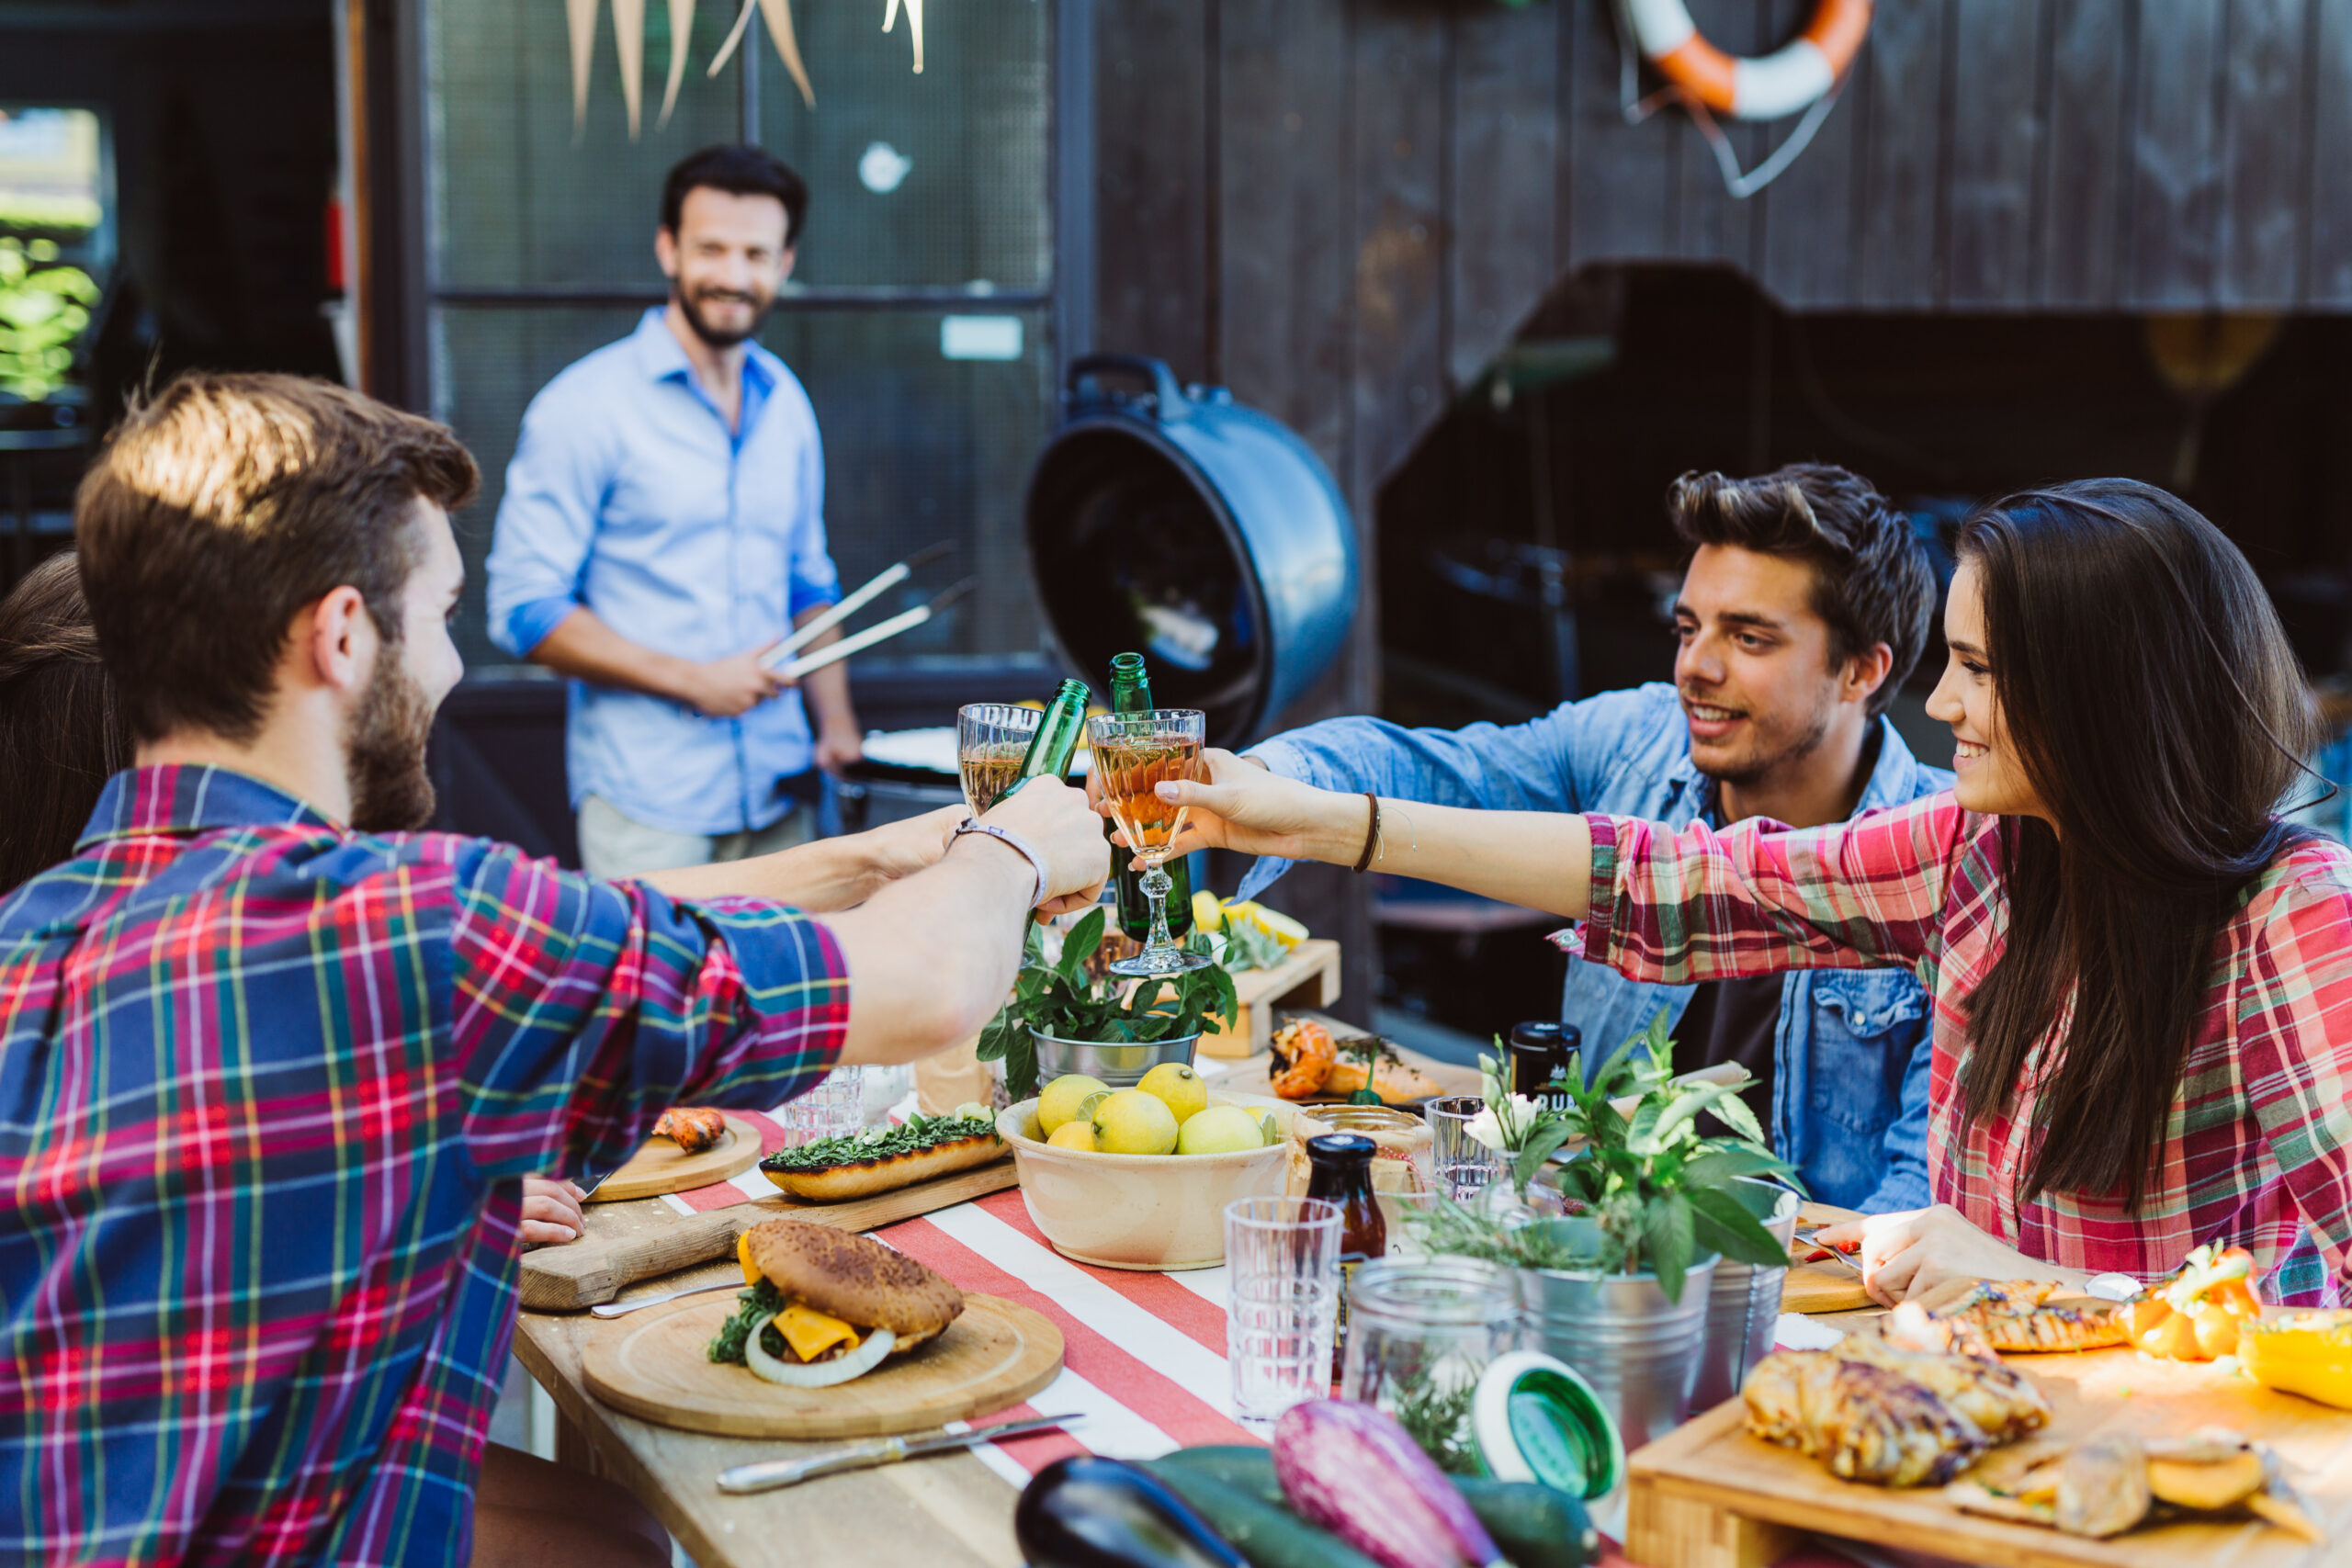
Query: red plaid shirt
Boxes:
[
  {"xmin": 1572, "ymin": 791, "xmax": 2352, "ymax": 1303},
  {"xmin": 0, "ymin": 766, "xmax": 849, "ymax": 1564}
]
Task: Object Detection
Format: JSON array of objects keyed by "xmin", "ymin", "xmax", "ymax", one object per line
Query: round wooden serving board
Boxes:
[
  {"xmin": 588, "ymin": 1116, "xmax": 764, "ymax": 1203},
  {"xmin": 582, "ymin": 1291, "xmax": 1064, "ymax": 1439}
]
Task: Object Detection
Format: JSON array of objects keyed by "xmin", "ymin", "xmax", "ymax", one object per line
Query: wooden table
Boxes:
[
  {"xmin": 514, "ymin": 1235, "xmax": 1031, "ymax": 1568},
  {"xmin": 510, "ymin": 1028, "xmax": 1476, "ymax": 1568}
]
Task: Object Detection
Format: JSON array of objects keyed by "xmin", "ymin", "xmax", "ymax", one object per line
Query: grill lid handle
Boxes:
[{"xmin": 1068, "ymin": 353, "xmax": 1190, "ymax": 423}]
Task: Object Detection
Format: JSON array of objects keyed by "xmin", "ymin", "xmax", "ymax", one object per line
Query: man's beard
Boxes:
[
  {"xmin": 673, "ymin": 281, "xmax": 774, "ymax": 349},
  {"xmin": 1684, "ymin": 689, "xmax": 1836, "ymax": 790},
  {"xmin": 346, "ymin": 642, "xmax": 438, "ymax": 833}
]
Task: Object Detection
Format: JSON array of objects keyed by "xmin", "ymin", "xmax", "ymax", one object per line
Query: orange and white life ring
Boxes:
[{"xmin": 1623, "ymin": 0, "xmax": 1872, "ymax": 121}]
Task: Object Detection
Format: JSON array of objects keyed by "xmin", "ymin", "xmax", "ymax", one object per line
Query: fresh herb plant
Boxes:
[
  {"xmin": 1419, "ymin": 1006, "xmax": 1801, "ymax": 1302},
  {"xmin": 760, "ymin": 1112, "xmax": 996, "ymax": 1172},
  {"xmin": 977, "ymin": 908, "xmax": 1238, "ymax": 1101}
]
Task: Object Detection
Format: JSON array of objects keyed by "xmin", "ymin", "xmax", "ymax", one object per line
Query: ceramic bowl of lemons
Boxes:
[{"xmin": 996, "ymin": 1073, "xmax": 1297, "ymax": 1270}]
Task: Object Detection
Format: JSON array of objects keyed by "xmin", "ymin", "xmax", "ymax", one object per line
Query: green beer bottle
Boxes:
[
  {"xmin": 1106, "ymin": 653, "xmax": 1193, "ymax": 942},
  {"xmin": 1012, "ymin": 678, "xmax": 1092, "ymax": 790}
]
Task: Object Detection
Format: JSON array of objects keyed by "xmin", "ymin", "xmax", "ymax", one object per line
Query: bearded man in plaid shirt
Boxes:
[{"xmin": 0, "ymin": 375, "xmax": 1109, "ymax": 1567}]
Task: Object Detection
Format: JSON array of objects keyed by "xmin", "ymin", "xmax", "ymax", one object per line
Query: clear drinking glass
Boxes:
[
  {"xmin": 1087, "ymin": 709, "xmax": 1209, "ymax": 976},
  {"xmin": 1224, "ymin": 1195, "xmax": 1342, "ymax": 1427},
  {"xmin": 780, "ymin": 1066, "xmax": 865, "ymax": 1145},
  {"xmin": 956, "ymin": 703, "xmax": 1044, "ymax": 817},
  {"xmin": 1427, "ymin": 1096, "xmax": 1503, "ymax": 1201}
]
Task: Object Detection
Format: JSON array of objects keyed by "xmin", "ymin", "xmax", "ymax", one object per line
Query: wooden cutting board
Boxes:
[
  {"xmin": 582, "ymin": 1291, "xmax": 1064, "ymax": 1439},
  {"xmin": 520, "ymin": 1158, "xmax": 1017, "ymax": 1312},
  {"xmin": 1627, "ymin": 1342, "xmax": 2352, "ymax": 1568},
  {"xmin": 1780, "ymin": 1259, "xmax": 1871, "ymax": 1314},
  {"xmin": 587, "ymin": 1115, "xmax": 764, "ymax": 1202}
]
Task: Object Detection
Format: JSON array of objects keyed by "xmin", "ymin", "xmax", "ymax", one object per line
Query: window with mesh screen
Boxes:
[{"xmin": 423, "ymin": 0, "xmax": 1053, "ymax": 670}]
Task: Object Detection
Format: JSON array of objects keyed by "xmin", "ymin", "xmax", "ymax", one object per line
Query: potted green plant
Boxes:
[
  {"xmin": 976, "ymin": 908, "xmax": 1239, "ymax": 1102},
  {"xmin": 1416, "ymin": 1007, "xmax": 1800, "ymax": 1450}
]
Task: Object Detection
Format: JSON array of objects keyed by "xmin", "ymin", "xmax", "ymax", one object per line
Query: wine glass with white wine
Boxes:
[
  {"xmin": 1087, "ymin": 708, "xmax": 1209, "ymax": 976},
  {"xmin": 956, "ymin": 704, "xmax": 1044, "ymax": 818}
]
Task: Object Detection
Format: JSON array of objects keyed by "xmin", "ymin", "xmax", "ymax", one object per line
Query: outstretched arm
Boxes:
[{"xmin": 1152, "ymin": 749, "xmax": 1597, "ymax": 919}]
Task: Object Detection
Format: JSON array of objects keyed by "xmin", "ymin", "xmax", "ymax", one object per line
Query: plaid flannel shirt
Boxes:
[
  {"xmin": 1572, "ymin": 791, "xmax": 2352, "ymax": 1305},
  {"xmin": 0, "ymin": 766, "xmax": 849, "ymax": 1565}
]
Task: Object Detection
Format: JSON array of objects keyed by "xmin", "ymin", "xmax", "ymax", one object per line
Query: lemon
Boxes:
[
  {"xmin": 1246, "ymin": 905, "xmax": 1309, "ymax": 948},
  {"xmin": 1046, "ymin": 1120, "xmax": 1098, "ymax": 1152},
  {"xmin": 1038, "ymin": 1074, "xmax": 1111, "ymax": 1136},
  {"xmin": 1136, "ymin": 1062, "xmax": 1209, "ymax": 1125},
  {"xmin": 1192, "ymin": 891, "xmax": 1225, "ymax": 932},
  {"xmin": 1177, "ymin": 1104, "xmax": 1267, "ymax": 1156},
  {"xmin": 1091, "ymin": 1089, "xmax": 1181, "ymax": 1155}
]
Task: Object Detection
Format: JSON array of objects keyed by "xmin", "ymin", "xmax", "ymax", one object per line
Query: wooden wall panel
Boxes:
[
  {"xmin": 1943, "ymin": 0, "xmax": 2045, "ymax": 308},
  {"xmin": 1671, "ymin": 0, "xmax": 1766, "ymax": 266},
  {"xmin": 2218, "ymin": 0, "xmax": 2312, "ymax": 305},
  {"xmin": 1216, "ymin": 0, "xmax": 1354, "ymax": 467},
  {"xmin": 1092, "ymin": 0, "xmax": 1212, "ymax": 379},
  {"xmin": 2310, "ymin": 0, "xmax": 2352, "ymax": 299},
  {"xmin": 1564, "ymin": 0, "xmax": 1673, "ymax": 267},
  {"xmin": 2128, "ymin": 0, "xmax": 2229, "ymax": 307},
  {"xmin": 1351, "ymin": 0, "xmax": 1447, "ymax": 500},
  {"xmin": 1853, "ymin": 0, "xmax": 1950, "ymax": 307},
  {"xmin": 2035, "ymin": 0, "xmax": 2132, "ymax": 306},
  {"xmin": 1446, "ymin": 0, "xmax": 1557, "ymax": 387},
  {"xmin": 1755, "ymin": 0, "xmax": 1864, "ymax": 307}
]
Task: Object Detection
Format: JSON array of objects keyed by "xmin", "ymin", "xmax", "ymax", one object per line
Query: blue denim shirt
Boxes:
[
  {"xmin": 1240, "ymin": 682, "xmax": 1951, "ymax": 1213},
  {"xmin": 484, "ymin": 310, "xmax": 841, "ymax": 836}
]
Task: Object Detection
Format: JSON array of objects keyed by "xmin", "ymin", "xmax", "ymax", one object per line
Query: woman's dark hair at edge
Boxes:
[
  {"xmin": 1955, "ymin": 479, "xmax": 2319, "ymax": 1213},
  {"xmin": 0, "ymin": 552, "xmax": 132, "ymax": 896}
]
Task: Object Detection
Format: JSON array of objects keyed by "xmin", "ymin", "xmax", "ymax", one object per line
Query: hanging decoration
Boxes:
[
  {"xmin": 566, "ymin": 0, "xmax": 930, "ymax": 138},
  {"xmin": 1611, "ymin": 0, "xmax": 1872, "ymax": 197}
]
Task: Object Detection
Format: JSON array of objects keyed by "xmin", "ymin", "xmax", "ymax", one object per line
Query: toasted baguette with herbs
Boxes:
[{"xmin": 761, "ymin": 1111, "xmax": 1006, "ymax": 1201}]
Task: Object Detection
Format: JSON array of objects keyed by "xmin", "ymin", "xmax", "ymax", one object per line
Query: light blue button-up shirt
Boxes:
[
  {"xmin": 1239, "ymin": 683, "xmax": 1952, "ymax": 1213},
  {"xmin": 485, "ymin": 310, "xmax": 841, "ymax": 836}
]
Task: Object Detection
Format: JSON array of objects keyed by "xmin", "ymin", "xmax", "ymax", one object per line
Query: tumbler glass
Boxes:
[
  {"xmin": 1224, "ymin": 1196, "xmax": 1342, "ymax": 1426},
  {"xmin": 780, "ymin": 1066, "xmax": 865, "ymax": 1145},
  {"xmin": 1427, "ymin": 1096, "xmax": 1503, "ymax": 1201}
]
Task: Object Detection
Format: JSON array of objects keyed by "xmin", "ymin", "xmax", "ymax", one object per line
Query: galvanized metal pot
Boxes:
[
  {"xmin": 1690, "ymin": 1179, "xmax": 1801, "ymax": 1412},
  {"xmin": 1513, "ymin": 1216, "xmax": 1718, "ymax": 1452},
  {"xmin": 1032, "ymin": 1029, "xmax": 1199, "ymax": 1089}
]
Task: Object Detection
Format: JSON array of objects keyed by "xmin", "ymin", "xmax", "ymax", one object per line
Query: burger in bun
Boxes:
[{"xmin": 707, "ymin": 1219, "xmax": 964, "ymax": 1389}]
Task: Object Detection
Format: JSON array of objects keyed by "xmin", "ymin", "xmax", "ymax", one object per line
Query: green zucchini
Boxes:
[
  {"xmin": 1148, "ymin": 1448, "xmax": 1597, "ymax": 1568},
  {"xmin": 1140, "ymin": 1461, "xmax": 1384, "ymax": 1568}
]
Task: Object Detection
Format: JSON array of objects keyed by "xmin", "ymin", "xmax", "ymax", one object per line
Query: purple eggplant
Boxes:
[
  {"xmin": 1273, "ymin": 1402, "xmax": 1512, "ymax": 1568},
  {"xmin": 1015, "ymin": 1455, "xmax": 1250, "ymax": 1568}
]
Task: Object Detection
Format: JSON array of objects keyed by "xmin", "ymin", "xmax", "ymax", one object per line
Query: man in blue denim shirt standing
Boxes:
[
  {"xmin": 1238, "ymin": 466, "xmax": 1949, "ymax": 1212},
  {"xmin": 486, "ymin": 145, "xmax": 863, "ymax": 876}
]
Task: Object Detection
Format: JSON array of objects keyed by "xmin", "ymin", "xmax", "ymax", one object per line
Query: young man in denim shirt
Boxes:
[{"xmin": 1236, "ymin": 466, "xmax": 1948, "ymax": 1212}]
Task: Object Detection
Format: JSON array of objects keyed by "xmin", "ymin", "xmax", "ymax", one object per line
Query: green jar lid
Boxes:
[{"xmin": 1471, "ymin": 1350, "xmax": 1625, "ymax": 1500}]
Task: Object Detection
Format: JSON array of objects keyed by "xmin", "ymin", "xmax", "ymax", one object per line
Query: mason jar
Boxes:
[{"xmin": 1339, "ymin": 1258, "xmax": 1522, "ymax": 1472}]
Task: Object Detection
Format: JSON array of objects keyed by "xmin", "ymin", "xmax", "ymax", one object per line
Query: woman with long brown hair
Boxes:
[
  {"xmin": 0, "ymin": 552, "xmax": 131, "ymax": 896},
  {"xmin": 1155, "ymin": 479, "xmax": 2352, "ymax": 1303}
]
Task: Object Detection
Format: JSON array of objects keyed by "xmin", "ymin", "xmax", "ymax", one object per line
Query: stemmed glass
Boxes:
[
  {"xmin": 956, "ymin": 703, "xmax": 1043, "ymax": 818},
  {"xmin": 1088, "ymin": 708, "xmax": 1209, "ymax": 976}
]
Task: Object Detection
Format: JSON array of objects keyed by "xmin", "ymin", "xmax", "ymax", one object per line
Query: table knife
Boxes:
[{"xmin": 716, "ymin": 1413, "xmax": 1082, "ymax": 1494}]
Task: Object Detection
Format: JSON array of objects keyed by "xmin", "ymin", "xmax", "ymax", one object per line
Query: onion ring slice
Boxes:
[{"xmin": 743, "ymin": 1319, "xmax": 898, "ymax": 1388}]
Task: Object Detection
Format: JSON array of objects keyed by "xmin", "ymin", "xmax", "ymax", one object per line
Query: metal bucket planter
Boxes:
[
  {"xmin": 1032, "ymin": 1029, "xmax": 1199, "ymax": 1089},
  {"xmin": 1690, "ymin": 1179, "xmax": 1801, "ymax": 1412},
  {"xmin": 1514, "ymin": 1216, "xmax": 1718, "ymax": 1452}
]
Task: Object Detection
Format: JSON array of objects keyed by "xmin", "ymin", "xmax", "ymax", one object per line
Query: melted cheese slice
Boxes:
[
  {"xmin": 738, "ymin": 1232, "xmax": 761, "ymax": 1286},
  {"xmin": 774, "ymin": 1300, "xmax": 863, "ymax": 1363}
]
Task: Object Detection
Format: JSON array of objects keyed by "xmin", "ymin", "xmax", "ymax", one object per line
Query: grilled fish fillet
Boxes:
[
  {"xmin": 652, "ymin": 1106, "xmax": 729, "ymax": 1155},
  {"xmin": 1936, "ymin": 1280, "xmax": 2127, "ymax": 1353},
  {"xmin": 1744, "ymin": 1352, "xmax": 1989, "ymax": 1487}
]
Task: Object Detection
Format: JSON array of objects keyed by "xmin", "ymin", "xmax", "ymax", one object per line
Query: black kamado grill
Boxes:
[{"xmin": 1024, "ymin": 355, "xmax": 1359, "ymax": 749}]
